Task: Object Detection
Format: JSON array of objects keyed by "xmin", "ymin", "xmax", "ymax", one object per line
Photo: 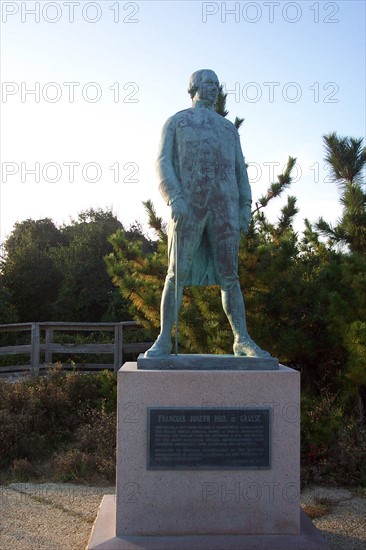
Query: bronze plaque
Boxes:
[{"xmin": 148, "ymin": 407, "xmax": 271, "ymax": 470}]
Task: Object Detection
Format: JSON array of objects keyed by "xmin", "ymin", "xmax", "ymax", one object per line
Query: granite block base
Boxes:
[{"xmin": 116, "ymin": 362, "xmax": 301, "ymax": 536}]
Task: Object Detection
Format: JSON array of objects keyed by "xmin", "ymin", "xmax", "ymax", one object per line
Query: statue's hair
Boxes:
[{"xmin": 188, "ymin": 69, "xmax": 219, "ymax": 99}]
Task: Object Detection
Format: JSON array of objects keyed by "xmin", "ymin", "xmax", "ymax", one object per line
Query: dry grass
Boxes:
[{"xmin": 302, "ymin": 496, "xmax": 334, "ymax": 518}]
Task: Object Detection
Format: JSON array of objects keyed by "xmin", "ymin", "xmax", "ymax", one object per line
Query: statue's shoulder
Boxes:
[
  {"xmin": 213, "ymin": 111, "xmax": 238, "ymax": 132},
  {"xmin": 165, "ymin": 108, "xmax": 192, "ymax": 126}
]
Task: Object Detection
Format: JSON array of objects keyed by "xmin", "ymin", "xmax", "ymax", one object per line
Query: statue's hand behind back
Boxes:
[
  {"xmin": 171, "ymin": 197, "xmax": 188, "ymax": 227},
  {"xmin": 240, "ymin": 204, "xmax": 251, "ymax": 234}
]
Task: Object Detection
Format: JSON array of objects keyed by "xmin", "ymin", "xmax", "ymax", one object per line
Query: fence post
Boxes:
[
  {"xmin": 30, "ymin": 323, "xmax": 40, "ymax": 377},
  {"xmin": 114, "ymin": 323, "xmax": 123, "ymax": 372},
  {"xmin": 45, "ymin": 328, "xmax": 54, "ymax": 365}
]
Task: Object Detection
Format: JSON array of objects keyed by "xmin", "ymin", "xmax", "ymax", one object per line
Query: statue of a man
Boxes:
[{"xmin": 145, "ymin": 69, "xmax": 270, "ymax": 358}]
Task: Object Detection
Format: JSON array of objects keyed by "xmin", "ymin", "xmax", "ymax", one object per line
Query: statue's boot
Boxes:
[
  {"xmin": 221, "ymin": 281, "xmax": 271, "ymax": 359},
  {"xmin": 233, "ymin": 337, "xmax": 271, "ymax": 358},
  {"xmin": 144, "ymin": 278, "xmax": 182, "ymax": 358},
  {"xmin": 144, "ymin": 333, "xmax": 172, "ymax": 357}
]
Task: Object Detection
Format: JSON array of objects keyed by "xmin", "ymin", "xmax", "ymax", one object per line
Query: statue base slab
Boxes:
[
  {"xmin": 88, "ymin": 496, "xmax": 329, "ymax": 549},
  {"xmin": 137, "ymin": 353, "xmax": 279, "ymax": 370}
]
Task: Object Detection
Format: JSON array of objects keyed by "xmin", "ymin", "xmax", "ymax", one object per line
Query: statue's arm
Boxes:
[
  {"xmin": 156, "ymin": 117, "xmax": 188, "ymax": 225},
  {"xmin": 156, "ymin": 117, "xmax": 184, "ymax": 206},
  {"xmin": 235, "ymin": 132, "xmax": 252, "ymax": 233}
]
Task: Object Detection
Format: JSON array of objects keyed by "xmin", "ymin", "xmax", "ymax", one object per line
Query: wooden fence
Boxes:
[{"xmin": 0, "ymin": 322, "xmax": 153, "ymax": 377}]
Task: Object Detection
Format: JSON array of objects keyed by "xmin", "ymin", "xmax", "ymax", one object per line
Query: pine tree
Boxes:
[
  {"xmin": 106, "ymin": 201, "xmax": 167, "ymax": 338},
  {"xmin": 316, "ymin": 132, "xmax": 366, "ymax": 253},
  {"xmin": 311, "ymin": 133, "xmax": 366, "ymax": 415}
]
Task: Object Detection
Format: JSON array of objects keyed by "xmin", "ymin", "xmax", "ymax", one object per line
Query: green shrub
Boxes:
[
  {"xmin": 50, "ymin": 408, "xmax": 116, "ymax": 483},
  {"xmin": 0, "ymin": 367, "xmax": 117, "ymax": 482},
  {"xmin": 2, "ymin": 366, "xmax": 365, "ymax": 486},
  {"xmin": 74, "ymin": 407, "xmax": 116, "ymax": 481},
  {"xmin": 329, "ymin": 420, "xmax": 366, "ymax": 485},
  {"xmin": 11, "ymin": 458, "xmax": 37, "ymax": 481},
  {"xmin": 301, "ymin": 389, "xmax": 366, "ymax": 485},
  {"xmin": 51, "ymin": 449, "xmax": 96, "ymax": 482},
  {"xmin": 301, "ymin": 390, "xmax": 344, "ymax": 464}
]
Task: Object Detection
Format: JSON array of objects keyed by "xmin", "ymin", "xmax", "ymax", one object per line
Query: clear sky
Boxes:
[{"xmin": 1, "ymin": 0, "xmax": 365, "ymax": 244}]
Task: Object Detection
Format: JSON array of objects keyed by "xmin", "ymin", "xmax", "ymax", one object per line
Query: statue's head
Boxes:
[{"xmin": 188, "ymin": 69, "xmax": 219, "ymax": 105}]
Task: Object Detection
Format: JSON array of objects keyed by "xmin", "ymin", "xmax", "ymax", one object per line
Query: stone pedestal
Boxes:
[
  {"xmin": 117, "ymin": 362, "xmax": 300, "ymax": 535},
  {"xmin": 88, "ymin": 361, "xmax": 329, "ymax": 549}
]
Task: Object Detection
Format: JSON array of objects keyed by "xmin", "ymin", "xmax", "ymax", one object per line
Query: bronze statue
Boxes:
[{"xmin": 145, "ymin": 69, "xmax": 270, "ymax": 359}]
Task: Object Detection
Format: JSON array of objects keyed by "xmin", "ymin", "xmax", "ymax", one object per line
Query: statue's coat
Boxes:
[{"xmin": 156, "ymin": 106, "xmax": 252, "ymax": 286}]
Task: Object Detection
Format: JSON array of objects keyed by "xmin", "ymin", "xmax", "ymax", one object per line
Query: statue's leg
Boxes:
[
  {"xmin": 144, "ymin": 277, "xmax": 183, "ymax": 357},
  {"xmin": 221, "ymin": 282, "xmax": 270, "ymax": 358},
  {"xmin": 214, "ymin": 224, "xmax": 270, "ymax": 358},
  {"xmin": 221, "ymin": 279, "xmax": 248, "ymax": 342},
  {"xmin": 144, "ymin": 214, "xmax": 204, "ymax": 357}
]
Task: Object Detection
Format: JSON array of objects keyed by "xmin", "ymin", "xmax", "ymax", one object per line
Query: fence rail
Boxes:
[{"xmin": 0, "ymin": 322, "xmax": 152, "ymax": 377}]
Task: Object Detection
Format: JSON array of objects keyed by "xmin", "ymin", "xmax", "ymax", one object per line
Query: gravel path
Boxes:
[
  {"xmin": 0, "ymin": 483, "xmax": 113, "ymax": 550},
  {"xmin": 302, "ymin": 486, "xmax": 366, "ymax": 549},
  {"xmin": 0, "ymin": 483, "xmax": 365, "ymax": 549}
]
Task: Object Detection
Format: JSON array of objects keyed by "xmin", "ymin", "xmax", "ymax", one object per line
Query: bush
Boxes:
[
  {"xmin": 301, "ymin": 389, "xmax": 366, "ymax": 486},
  {"xmin": 329, "ymin": 420, "xmax": 366, "ymax": 485},
  {"xmin": 0, "ymin": 367, "xmax": 117, "ymax": 483},
  {"xmin": 51, "ymin": 449, "xmax": 97, "ymax": 483},
  {"xmin": 11, "ymin": 458, "xmax": 37, "ymax": 481},
  {"xmin": 2, "ymin": 365, "xmax": 366, "ymax": 486},
  {"xmin": 301, "ymin": 390, "xmax": 344, "ymax": 465},
  {"xmin": 52, "ymin": 408, "xmax": 117, "ymax": 483}
]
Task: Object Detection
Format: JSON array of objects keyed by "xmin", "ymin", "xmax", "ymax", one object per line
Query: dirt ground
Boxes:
[{"xmin": 0, "ymin": 483, "xmax": 365, "ymax": 549}]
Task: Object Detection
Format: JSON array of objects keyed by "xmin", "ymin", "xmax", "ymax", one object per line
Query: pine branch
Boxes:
[
  {"xmin": 315, "ymin": 217, "xmax": 335, "ymax": 236},
  {"xmin": 214, "ymin": 85, "xmax": 229, "ymax": 117},
  {"xmin": 234, "ymin": 116, "xmax": 245, "ymax": 130},
  {"xmin": 215, "ymin": 84, "xmax": 244, "ymax": 130},
  {"xmin": 142, "ymin": 200, "xmax": 167, "ymax": 242},
  {"xmin": 252, "ymin": 156, "xmax": 297, "ymax": 215},
  {"xmin": 315, "ymin": 217, "xmax": 349, "ymax": 246},
  {"xmin": 321, "ymin": 134, "xmax": 366, "ymax": 252},
  {"xmin": 302, "ymin": 218, "xmax": 322, "ymax": 247},
  {"xmin": 324, "ymin": 132, "xmax": 366, "ymax": 187},
  {"xmin": 277, "ymin": 196, "xmax": 299, "ymax": 230}
]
